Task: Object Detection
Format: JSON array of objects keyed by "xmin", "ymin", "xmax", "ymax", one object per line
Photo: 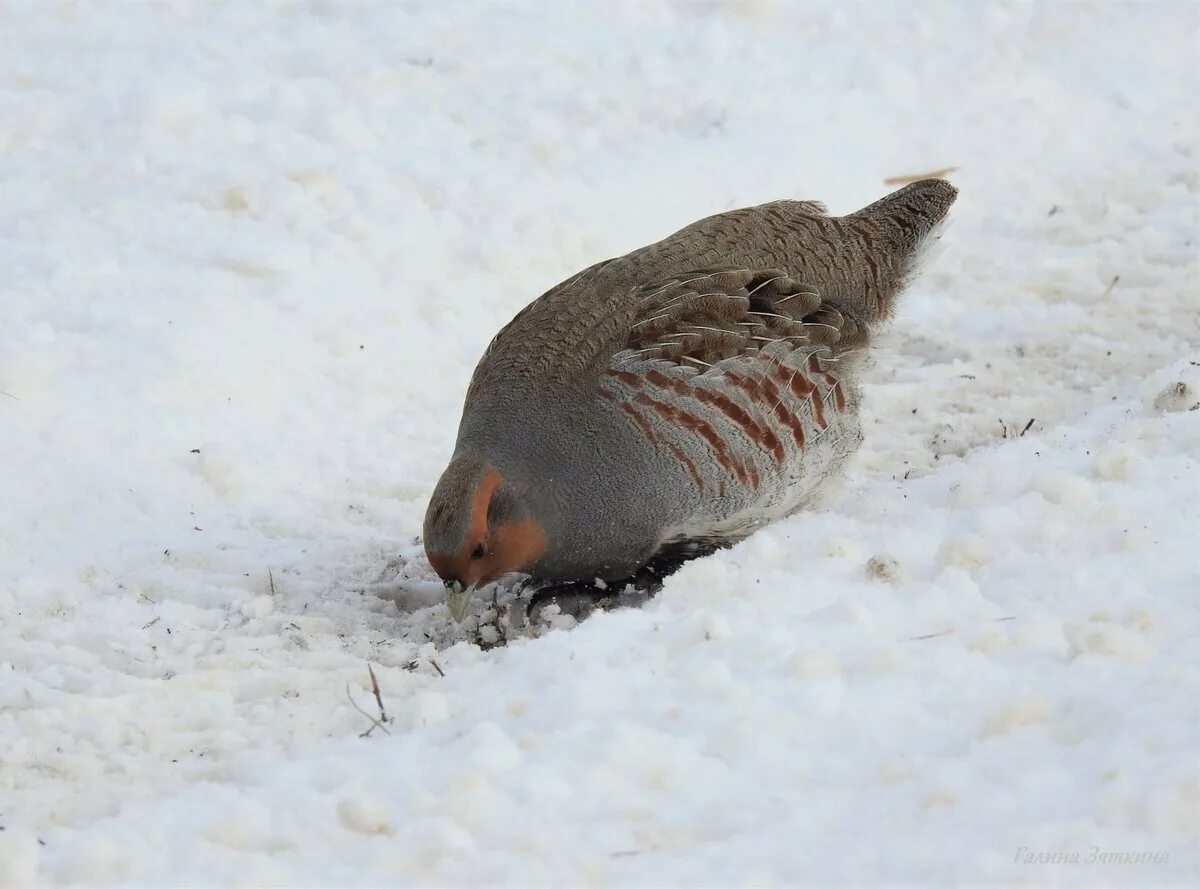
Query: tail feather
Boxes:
[
  {"xmin": 850, "ymin": 178, "xmax": 958, "ymax": 278},
  {"xmin": 812, "ymin": 178, "xmax": 957, "ymax": 331}
]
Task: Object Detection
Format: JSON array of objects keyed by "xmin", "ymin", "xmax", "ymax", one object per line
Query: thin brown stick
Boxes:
[
  {"xmin": 884, "ymin": 166, "xmax": 959, "ymax": 185},
  {"xmin": 910, "ymin": 616, "xmax": 1016, "ymax": 641},
  {"xmin": 346, "ymin": 683, "xmax": 391, "ymax": 737},
  {"xmin": 367, "ymin": 664, "xmax": 388, "ymax": 724},
  {"xmin": 909, "ymin": 628, "xmax": 955, "ymax": 641},
  {"xmin": 268, "ymin": 568, "xmax": 277, "ymax": 596}
]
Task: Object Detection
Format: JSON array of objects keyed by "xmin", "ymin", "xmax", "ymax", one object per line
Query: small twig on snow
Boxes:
[
  {"xmin": 909, "ymin": 628, "xmax": 955, "ymax": 641},
  {"xmin": 346, "ymin": 686, "xmax": 390, "ymax": 737},
  {"xmin": 268, "ymin": 568, "xmax": 277, "ymax": 596},
  {"xmin": 367, "ymin": 664, "xmax": 388, "ymax": 724},
  {"xmin": 347, "ymin": 665, "xmax": 391, "ymax": 737},
  {"xmin": 1000, "ymin": 418, "xmax": 1036, "ymax": 439},
  {"xmin": 404, "ymin": 657, "xmax": 446, "ymax": 677},
  {"xmin": 910, "ymin": 616, "xmax": 1017, "ymax": 641}
]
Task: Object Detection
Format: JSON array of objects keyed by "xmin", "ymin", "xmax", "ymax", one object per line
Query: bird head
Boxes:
[{"xmin": 422, "ymin": 451, "xmax": 547, "ymax": 621}]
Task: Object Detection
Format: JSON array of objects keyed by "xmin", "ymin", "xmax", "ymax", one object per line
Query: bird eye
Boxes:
[{"xmin": 471, "ymin": 543, "xmax": 486, "ymax": 560}]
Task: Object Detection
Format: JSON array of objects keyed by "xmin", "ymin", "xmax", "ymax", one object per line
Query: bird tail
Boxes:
[
  {"xmin": 849, "ymin": 178, "xmax": 958, "ymax": 285},
  {"xmin": 811, "ymin": 178, "xmax": 957, "ymax": 338}
]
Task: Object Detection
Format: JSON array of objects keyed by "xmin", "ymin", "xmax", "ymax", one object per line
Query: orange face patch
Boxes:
[
  {"xmin": 425, "ymin": 466, "xmax": 546, "ymax": 587},
  {"xmin": 489, "ymin": 518, "xmax": 547, "ymax": 583}
]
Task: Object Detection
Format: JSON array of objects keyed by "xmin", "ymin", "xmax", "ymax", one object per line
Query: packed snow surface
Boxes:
[{"xmin": 2, "ymin": 1, "xmax": 1198, "ymax": 885}]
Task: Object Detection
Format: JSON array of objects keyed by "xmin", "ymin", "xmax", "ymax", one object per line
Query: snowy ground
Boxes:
[{"xmin": 2, "ymin": 1, "xmax": 1198, "ymax": 885}]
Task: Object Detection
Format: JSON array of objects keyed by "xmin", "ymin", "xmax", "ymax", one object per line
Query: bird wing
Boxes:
[
  {"xmin": 609, "ymin": 267, "xmax": 864, "ymax": 375},
  {"xmin": 596, "ymin": 268, "xmax": 863, "ymax": 494},
  {"xmin": 460, "ymin": 179, "xmax": 957, "ymax": 425}
]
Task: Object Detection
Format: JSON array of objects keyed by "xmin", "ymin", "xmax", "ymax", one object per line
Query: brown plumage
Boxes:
[{"xmin": 425, "ymin": 180, "xmax": 958, "ymax": 619}]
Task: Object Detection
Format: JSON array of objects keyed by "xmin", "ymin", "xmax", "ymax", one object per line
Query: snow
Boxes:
[{"xmin": 1, "ymin": 1, "xmax": 1198, "ymax": 885}]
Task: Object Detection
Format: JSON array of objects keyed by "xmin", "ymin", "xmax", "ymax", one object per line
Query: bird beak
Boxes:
[{"xmin": 445, "ymin": 580, "xmax": 476, "ymax": 623}]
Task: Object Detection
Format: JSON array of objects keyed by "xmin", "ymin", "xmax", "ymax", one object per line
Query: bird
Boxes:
[{"xmin": 423, "ymin": 179, "xmax": 957, "ymax": 621}]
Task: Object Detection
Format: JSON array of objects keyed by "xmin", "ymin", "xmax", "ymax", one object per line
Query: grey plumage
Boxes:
[{"xmin": 424, "ymin": 179, "xmax": 957, "ymax": 606}]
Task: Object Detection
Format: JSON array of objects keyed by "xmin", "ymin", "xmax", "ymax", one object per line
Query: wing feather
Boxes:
[{"xmin": 608, "ymin": 268, "xmax": 864, "ymax": 377}]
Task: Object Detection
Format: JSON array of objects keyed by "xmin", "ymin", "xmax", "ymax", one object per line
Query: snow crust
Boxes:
[{"xmin": 1, "ymin": 1, "xmax": 1197, "ymax": 885}]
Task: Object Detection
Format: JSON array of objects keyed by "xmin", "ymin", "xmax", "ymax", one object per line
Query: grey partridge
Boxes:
[{"xmin": 423, "ymin": 179, "xmax": 958, "ymax": 620}]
